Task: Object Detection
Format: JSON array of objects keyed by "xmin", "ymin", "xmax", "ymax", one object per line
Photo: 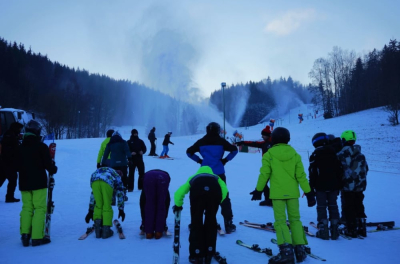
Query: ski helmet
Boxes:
[
  {"xmin": 206, "ymin": 122, "xmax": 221, "ymax": 135},
  {"xmin": 312, "ymin": 132, "xmax": 328, "ymax": 147},
  {"xmin": 341, "ymin": 130, "xmax": 356, "ymax": 142},
  {"xmin": 327, "ymin": 134, "xmax": 335, "ymax": 144},
  {"xmin": 25, "ymin": 120, "xmax": 42, "ymax": 136},
  {"xmin": 106, "ymin": 129, "xmax": 115, "ymax": 137},
  {"xmin": 271, "ymin": 127, "xmax": 290, "ymax": 145}
]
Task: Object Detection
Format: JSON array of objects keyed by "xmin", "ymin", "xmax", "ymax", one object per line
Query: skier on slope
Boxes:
[
  {"xmin": 126, "ymin": 129, "xmax": 147, "ymax": 191},
  {"xmin": 236, "ymin": 125, "xmax": 273, "ymax": 206},
  {"xmin": 84, "ymin": 167, "xmax": 126, "ymax": 239},
  {"xmin": 159, "ymin": 131, "xmax": 174, "ymax": 158},
  {"xmin": 96, "ymin": 129, "xmax": 114, "ymax": 168},
  {"xmin": 308, "ymin": 132, "xmax": 343, "ymax": 240},
  {"xmin": 173, "ymin": 166, "xmax": 228, "ymax": 264},
  {"xmin": 186, "ymin": 122, "xmax": 238, "ymax": 233},
  {"xmin": 0, "ymin": 122, "xmax": 23, "ymax": 202},
  {"xmin": 250, "ymin": 127, "xmax": 313, "ymax": 264},
  {"xmin": 337, "ymin": 130, "xmax": 368, "ymax": 238},
  {"xmin": 148, "ymin": 127, "xmax": 157, "ymax": 156},
  {"xmin": 139, "ymin": 169, "xmax": 171, "ymax": 239},
  {"xmin": 17, "ymin": 120, "xmax": 58, "ymax": 247}
]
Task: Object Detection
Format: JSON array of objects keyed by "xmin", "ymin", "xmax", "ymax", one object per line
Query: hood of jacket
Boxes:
[{"xmin": 268, "ymin": 143, "xmax": 296, "ymax": 162}]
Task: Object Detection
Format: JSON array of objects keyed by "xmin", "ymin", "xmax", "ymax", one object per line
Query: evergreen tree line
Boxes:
[
  {"xmin": 209, "ymin": 77, "xmax": 311, "ymax": 127},
  {"xmin": 0, "ymin": 37, "xmax": 201, "ymax": 139},
  {"xmin": 308, "ymin": 39, "xmax": 400, "ymax": 125}
]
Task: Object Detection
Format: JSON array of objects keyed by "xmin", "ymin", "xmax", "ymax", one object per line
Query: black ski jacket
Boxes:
[
  {"xmin": 308, "ymin": 145, "xmax": 343, "ymax": 192},
  {"xmin": 17, "ymin": 134, "xmax": 57, "ymax": 191},
  {"xmin": 127, "ymin": 135, "xmax": 147, "ymax": 162}
]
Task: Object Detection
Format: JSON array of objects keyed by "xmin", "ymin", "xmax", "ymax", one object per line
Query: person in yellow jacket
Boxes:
[
  {"xmin": 173, "ymin": 166, "xmax": 228, "ymax": 264},
  {"xmin": 250, "ymin": 127, "xmax": 313, "ymax": 264},
  {"xmin": 96, "ymin": 130, "xmax": 114, "ymax": 168}
]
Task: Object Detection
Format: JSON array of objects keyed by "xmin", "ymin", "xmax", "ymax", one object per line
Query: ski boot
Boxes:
[
  {"xmin": 268, "ymin": 243, "xmax": 295, "ymax": 264},
  {"xmin": 316, "ymin": 219, "xmax": 329, "ymax": 240},
  {"xmin": 94, "ymin": 219, "xmax": 102, "ymax": 238},
  {"xmin": 32, "ymin": 237, "xmax": 51, "ymax": 247},
  {"xmin": 294, "ymin": 245, "xmax": 307, "ymax": 263},
  {"xmin": 21, "ymin": 234, "xmax": 31, "ymax": 247},
  {"xmin": 224, "ymin": 218, "xmax": 236, "ymax": 234},
  {"xmin": 102, "ymin": 225, "xmax": 114, "ymax": 239},
  {"xmin": 155, "ymin": 232, "xmax": 163, "ymax": 239},
  {"xmin": 330, "ymin": 219, "xmax": 339, "ymax": 240},
  {"xmin": 189, "ymin": 256, "xmax": 204, "ymax": 264},
  {"xmin": 357, "ymin": 218, "xmax": 367, "ymax": 237}
]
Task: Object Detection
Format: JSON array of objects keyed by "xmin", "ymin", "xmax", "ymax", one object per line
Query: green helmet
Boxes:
[{"xmin": 341, "ymin": 130, "xmax": 356, "ymax": 142}]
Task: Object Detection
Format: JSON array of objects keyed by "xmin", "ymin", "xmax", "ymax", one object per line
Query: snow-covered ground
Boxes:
[{"xmin": 1, "ymin": 106, "xmax": 399, "ymax": 264}]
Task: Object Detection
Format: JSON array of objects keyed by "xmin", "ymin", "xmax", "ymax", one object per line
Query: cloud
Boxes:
[{"xmin": 265, "ymin": 9, "xmax": 316, "ymax": 36}]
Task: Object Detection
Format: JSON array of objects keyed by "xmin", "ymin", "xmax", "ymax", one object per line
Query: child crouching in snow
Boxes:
[{"xmin": 85, "ymin": 167, "xmax": 126, "ymax": 239}]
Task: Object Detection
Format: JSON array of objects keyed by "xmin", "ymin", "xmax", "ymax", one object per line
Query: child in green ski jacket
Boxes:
[{"xmin": 250, "ymin": 127, "xmax": 314, "ymax": 264}]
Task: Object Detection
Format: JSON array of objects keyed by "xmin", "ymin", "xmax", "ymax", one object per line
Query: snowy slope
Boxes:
[{"xmin": 1, "ymin": 106, "xmax": 399, "ymax": 264}]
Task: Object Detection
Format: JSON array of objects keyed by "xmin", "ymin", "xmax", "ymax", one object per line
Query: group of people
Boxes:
[{"xmin": 2, "ymin": 119, "xmax": 368, "ymax": 264}]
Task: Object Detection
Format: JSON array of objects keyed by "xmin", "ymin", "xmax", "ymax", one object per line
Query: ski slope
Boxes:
[{"xmin": 0, "ymin": 106, "xmax": 399, "ymax": 264}]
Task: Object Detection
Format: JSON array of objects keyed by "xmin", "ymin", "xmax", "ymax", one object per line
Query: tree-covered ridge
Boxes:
[
  {"xmin": 308, "ymin": 39, "xmax": 400, "ymax": 125},
  {"xmin": 209, "ymin": 77, "xmax": 311, "ymax": 127},
  {"xmin": 0, "ymin": 37, "xmax": 200, "ymax": 138}
]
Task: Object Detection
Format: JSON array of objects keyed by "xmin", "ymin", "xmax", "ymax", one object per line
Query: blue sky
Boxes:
[{"xmin": 0, "ymin": 0, "xmax": 399, "ymax": 97}]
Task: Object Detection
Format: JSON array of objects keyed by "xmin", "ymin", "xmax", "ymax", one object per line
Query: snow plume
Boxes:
[
  {"xmin": 228, "ymin": 86, "xmax": 250, "ymax": 128},
  {"xmin": 260, "ymin": 84, "xmax": 302, "ymax": 123},
  {"xmin": 130, "ymin": 3, "xmax": 200, "ymax": 102}
]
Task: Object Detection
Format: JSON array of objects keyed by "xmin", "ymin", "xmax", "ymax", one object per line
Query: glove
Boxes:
[
  {"xmin": 85, "ymin": 210, "xmax": 93, "ymax": 223},
  {"xmin": 197, "ymin": 159, "xmax": 203, "ymax": 165},
  {"xmin": 236, "ymin": 141, "xmax": 244, "ymax": 146},
  {"xmin": 172, "ymin": 205, "xmax": 183, "ymax": 213},
  {"xmin": 250, "ymin": 189, "xmax": 263, "ymax": 201},
  {"xmin": 305, "ymin": 191, "xmax": 316, "ymax": 207},
  {"xmin": 97, "ymin": 163, "xmax": 101, "ymax": 169},
  {"xmin": 221, "ymin": 158, "xmax": 228, "ymax": 165},
  {"xmin": 118, "ymin": 209, "xmax": 125, "ymax": 222}
]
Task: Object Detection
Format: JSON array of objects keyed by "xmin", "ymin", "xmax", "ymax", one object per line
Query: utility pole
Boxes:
[{"xmin": 221, "ymin": 82, "xmax": 226, "ymax": 137}]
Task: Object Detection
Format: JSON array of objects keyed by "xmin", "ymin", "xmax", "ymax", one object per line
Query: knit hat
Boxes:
[
  {"xmin": 261, "ymin": 126, "xmax": 271, "ymax": 136},
  {"xmin": 131, "ymin": 129, "xmax": 138, "ymax": 135}
]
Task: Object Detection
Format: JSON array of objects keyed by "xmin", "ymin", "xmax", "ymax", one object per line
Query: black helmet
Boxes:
[
  {"xmin": 327, "ymin": 134, "xmax": 335, "ymax": 144},
  {"xmin": 106, "ymin": 129, "xmax": 115, "ymax": 137},
  {"xmin": 312, "ymin": 132, "xmax": 328, "ymax": 147},
  {"xmin": 271, "ymin": 127, "xmax": 290, "ymax": 144},
  {"xmin": 206, "ymin": 122, "xmax": 221, "ymax": 135},
  {"xmin": 25, "ymin": 120, "xmax": 42, "ymax": 136}
]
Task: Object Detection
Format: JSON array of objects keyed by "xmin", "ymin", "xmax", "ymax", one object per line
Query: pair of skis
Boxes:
[
  {"xmin": 44, "ymin": 142, "xmax": 57, "ymax": 241},
  {"xmin": 78, "ymin": 219, "xmax": 125, "ymax": 240},
  {"xmin": 235, "ymin": 239, "xmax": 326, "ymax": 262},
  {"xmin": 240, "ymin": 220, "xmax": 315, "ymax": 237}
]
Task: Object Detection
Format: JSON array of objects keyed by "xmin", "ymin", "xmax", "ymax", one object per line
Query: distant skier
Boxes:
[
  {"xmin": 139, "ymin": 169, "xmax": 171, "ymax": 239},
  {"xmin": 269, "ymin": 119, "xmax": 275, "ymax": 131},
  {"xmin": 148, "ymin": 127, "xmax": 157, "ymax": 156},
  {"xmin": 96, "ymin": 129, "xmax": 114, "ymax": 168},
  {"xmin": 173, "ymin": 166, "xmax": 228, "ymax": 264},
  {"xmin": 186, "ymin": 122, "xmax": 238, "ymax": 233},
  {"xmin": 85, "ymin": 167, "xmax": 126, "ymax": 239},
  {"xmin": 0, "ymin": 122, "xmax": 23, "ymax": 202},
  {"xmin": 236, "ymin": 125, "xmax": 273, "ymax": 206},
  {"xmin": 250, "ymin": 127, "xmax": 313, "ymax": 264},
  {"xmin": 308, "ymin": 132, "xmax": 343, "ymax": 240},
  {"xmin": 17, "ymin": 120, "xmax": 58, "ymax": 247},
  {"xmin": 337, "ymin": 130, "xmax": 368, "ymax": 238},
  {"xmin": 298, "ymin": 114, "xmax": 303, "ymax": 124},
  {"xmin": 159, "ymin": 131, "xmax": 174, "ymax": 158},
  {"xmin": 126, "ymin": 129, "xmax": 146, "ymax": 191}
]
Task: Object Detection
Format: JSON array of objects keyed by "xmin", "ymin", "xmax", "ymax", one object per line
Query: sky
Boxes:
[
  {"xmin": 1, "ymin": 105, "xmax": 399, "ymax": 263},
  {"xmin": 0, "ymin": 0, "xmax": 399, "ymax": 97}
]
